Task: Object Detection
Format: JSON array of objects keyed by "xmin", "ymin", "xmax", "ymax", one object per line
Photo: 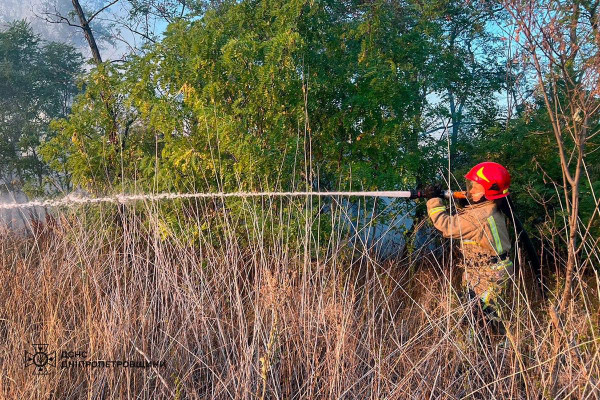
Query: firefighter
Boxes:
[{"xmin": 425, "ymin": 162, "xmax": 513, "ymax": 334}]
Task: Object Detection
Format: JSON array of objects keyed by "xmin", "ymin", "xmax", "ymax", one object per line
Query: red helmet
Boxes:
[{"xmin": 465, "ymin": 162, "xmax": 510, "ymax": 200}]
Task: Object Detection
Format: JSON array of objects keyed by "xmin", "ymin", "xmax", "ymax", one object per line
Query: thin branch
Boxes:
[
  {"xmin": 100, "ymin": 17, "xmax": 158, "ymax": 44},
  {"xmin": 37, "ymin": 11, "xmax": 83, "ymax": 29},
  {"xmin": 424, "ymin": 119, "xmax": 506, "ymax": 135},
  {"xmin": 179, "ymin": 0, "xmax": 187, "ymax": 18},
  {"xmin": 87, "ymin": 0, "xmax": 121, "ymax": 24}
]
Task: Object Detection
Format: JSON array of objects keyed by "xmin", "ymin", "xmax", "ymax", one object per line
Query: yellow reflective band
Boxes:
[
  {"xmin": 491, "ymin": 259, "xmax": 513, "ymax": 270},
  {"xmin": 428, "ymin": 206, "xmax": 446, "ymax": 217},
  {"xmin": 487, "ymin": 215, "xmax": 503, "ymax": 254},
  {"xmin": 481, "ymin": 290, "xmax": 491, "ymax": 305},
  {"xmin": 462, "ymin": 240, "xmax": 478, "ymax": 245}
]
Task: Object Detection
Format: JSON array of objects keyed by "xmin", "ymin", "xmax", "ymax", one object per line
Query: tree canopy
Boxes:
[
  {"xmin": 1, "ymin": 0, "xmax": 597, "ymax": 241},
  {"xmin": 0, "ymin": 20, "xmax": 82, "ymax": 195},
  {"xmin": 42, "ymin": 0, "xmax": 504, "ymax": 196}
]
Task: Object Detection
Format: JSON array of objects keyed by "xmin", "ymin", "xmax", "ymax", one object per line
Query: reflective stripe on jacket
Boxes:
[{"xmin": 426, "ymin": 198, "xmax": 511, "ymax": 256}]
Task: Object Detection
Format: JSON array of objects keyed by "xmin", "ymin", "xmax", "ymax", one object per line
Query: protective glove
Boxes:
[{"xmin": 421, "ymin": 184, "xmax": 443, "ymax": 199}]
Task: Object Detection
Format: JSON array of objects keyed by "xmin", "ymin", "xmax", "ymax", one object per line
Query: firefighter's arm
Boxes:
[{"xmin": 426, "ymin": 198, "xmax": 479, "ymax": 240}]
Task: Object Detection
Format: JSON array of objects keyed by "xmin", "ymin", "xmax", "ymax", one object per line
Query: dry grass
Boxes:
[{"xmin": 0, "ymin": 196, "xmax": 598, "ymax": 399}]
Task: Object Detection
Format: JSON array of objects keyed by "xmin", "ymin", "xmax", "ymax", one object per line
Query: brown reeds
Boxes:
[{"xmin": 0, "ymin": 196, "xmax": 598, "ymax": 399}]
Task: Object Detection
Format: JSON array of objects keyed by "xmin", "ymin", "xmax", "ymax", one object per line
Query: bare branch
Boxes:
[
  {"xmin": 100, "ymin": 17, "xmax": 158, "ymax": 45},
  {"xmin": 88, "ymin": 0, "xmax": 121, "ymax": 24},
  {"xmin": 36, "ymin": 9, "xmax": 83, "ymax": 29}
]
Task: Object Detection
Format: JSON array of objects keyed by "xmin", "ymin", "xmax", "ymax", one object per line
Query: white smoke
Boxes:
[{"xmin": 1, "ymin": 0, "xmax": 86, "ymax": 47}]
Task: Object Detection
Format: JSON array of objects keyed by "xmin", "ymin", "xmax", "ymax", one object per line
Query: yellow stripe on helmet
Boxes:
[{"xmin": 476, "ymin": 166, "xmax": 490, "ymax": 183}]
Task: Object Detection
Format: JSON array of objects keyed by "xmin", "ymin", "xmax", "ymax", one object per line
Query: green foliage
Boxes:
[
  {"xmin": 0, "ymin": 20, "xmax": 82, "ymax": 195},
  {"xmin": 37, "ymin": 0, "xmax": 516, "ymax": 245},
  {"xmin": 43, "ymin": 63, "xmax": 147, "ymax": 190},
  {"xmin": 473, "ymin": 96, "xmax": 600, "ymax": 243},
  {"xmin": 45, "ymin": 0, "xmax": 484, "ymax": 196}
]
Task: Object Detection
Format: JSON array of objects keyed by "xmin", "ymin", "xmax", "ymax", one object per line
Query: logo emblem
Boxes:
[
  {"xmin": 24, "ymin": 344, "xmax": 56, "ymax": 375},
  {"xmin": 476, "ymin": 167, "xmax": 490, "ymax": 183}
]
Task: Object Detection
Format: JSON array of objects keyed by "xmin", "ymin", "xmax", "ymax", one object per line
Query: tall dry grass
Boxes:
[{"xmin": 0, "ymin": 196, "xmax": 598, "ymax": 399}]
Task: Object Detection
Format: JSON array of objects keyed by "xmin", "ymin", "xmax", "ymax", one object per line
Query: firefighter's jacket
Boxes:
[
  {"xmin": 426, "ymin": 198, "xmax": 511, "ymax": 257},
  {"xmin": 426, "ymin": 198, "xmax": 513, "ymax": 302}
]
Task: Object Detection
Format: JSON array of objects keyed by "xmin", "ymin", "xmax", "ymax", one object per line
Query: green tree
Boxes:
[
  {"xmin": 45, "ymin": 0, "xmax": 459, "ymax": 195},
  {"xmin": 423, "ymin": 0, "xmax": 505, "ymax": 169},
  {"xmin": 0, "ymin": 20, "xmax": 82, "ymax": 195}
]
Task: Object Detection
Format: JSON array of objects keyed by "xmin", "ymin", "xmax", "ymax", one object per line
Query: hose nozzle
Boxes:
[{"xmin": 409, "ymin": 189, "xmax": 467, "ymax": 199}]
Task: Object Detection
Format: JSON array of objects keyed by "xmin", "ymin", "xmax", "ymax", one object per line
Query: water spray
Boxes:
[{"xmin": 0, "ymin": 190, "xmax": 466, "ymax": 210}]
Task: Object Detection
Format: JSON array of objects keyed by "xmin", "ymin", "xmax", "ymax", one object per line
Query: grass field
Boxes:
[{"xmin": 1, "ymin": 197, "xmax": 598, "ymax": 399}]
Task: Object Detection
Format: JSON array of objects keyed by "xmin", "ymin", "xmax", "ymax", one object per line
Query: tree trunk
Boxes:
[
  {"xmin": 71, "ymin": 0, "xmax": 103, "ymax": 64},
  {"xmin": 448, "ymin": 89, "xmax": 460, "ymax": 160},
  {"xmin": 560, "ymin": 188, "xmax": 579, "ymax": 310}
]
